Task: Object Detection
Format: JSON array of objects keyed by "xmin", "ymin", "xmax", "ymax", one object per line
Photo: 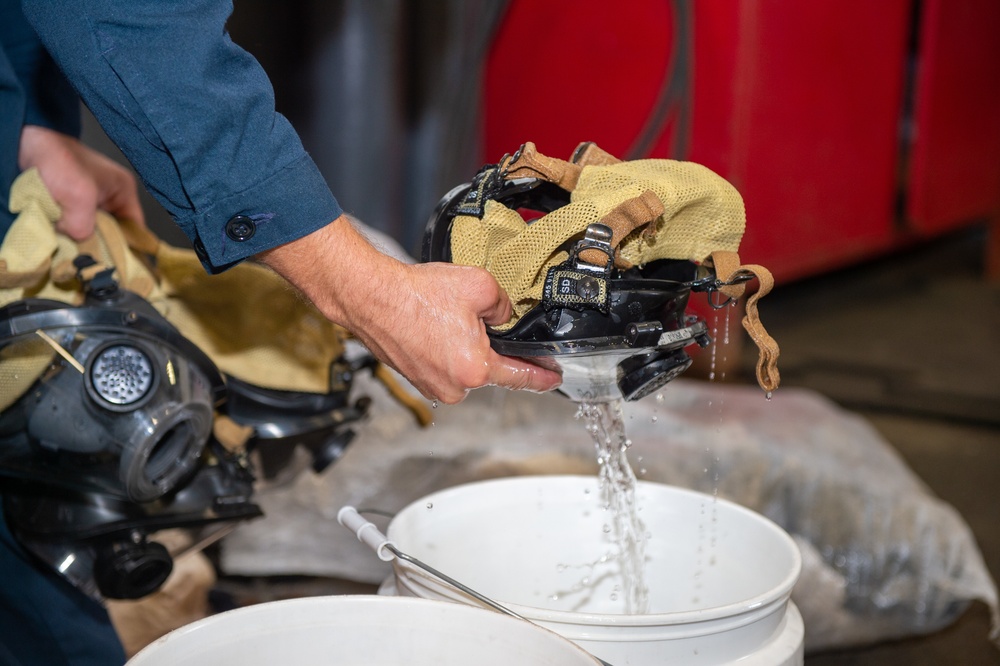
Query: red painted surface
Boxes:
[
  {"xmin": 484, "ymin": 0, "xmax": 674, "ymax": 162},
  {"xmin": 906, "ymin": 0, "xmax": 1000, "ymax": 234},
  {"xmin": 715, "ymin": 1, "xmax": 910, "ymax": 280},
  {"xmin": 485, "ymin": 0, "xmax": 999, "ymax": 283}
]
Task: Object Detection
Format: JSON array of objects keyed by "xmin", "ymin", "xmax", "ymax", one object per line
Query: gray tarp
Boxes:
[{"xmin": 221, "ymin": 376, "xmax": 998, "ymax": 651}]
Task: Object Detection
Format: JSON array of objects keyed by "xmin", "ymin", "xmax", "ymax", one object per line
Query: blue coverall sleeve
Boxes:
[
  {"xmin": 20, "ymin": 0, "xmax": 343, "ymax": 272},
  {"xmin": 0, "ymin": 0, "xmax": 81, "ymax": 233},
  {"xmin": 0, "ymin": 2, "xmax": 80, "ymax": 136}
]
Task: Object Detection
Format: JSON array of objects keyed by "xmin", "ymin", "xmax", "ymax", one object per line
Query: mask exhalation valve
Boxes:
[{"xmin": 89, "ymin": 344, "xmax": 155, "ymax": 407}]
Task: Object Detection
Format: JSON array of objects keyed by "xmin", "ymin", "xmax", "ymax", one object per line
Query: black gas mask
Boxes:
[
  {"xmin": 423, "ymin": 174, "xmax": 749, "ymax": 402},
  {"xmin": 0, "ymin": 264, "xmax": 260, "ymax": 600}
]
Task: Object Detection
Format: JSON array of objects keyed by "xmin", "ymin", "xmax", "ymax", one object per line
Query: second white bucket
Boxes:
[
  {"xmin": 126, "ymin": 595, "xmax": 602, "ymax": 665},
  {"xmin": 387, "ymin": 475, "xmax": 804, "ymax": 666}
]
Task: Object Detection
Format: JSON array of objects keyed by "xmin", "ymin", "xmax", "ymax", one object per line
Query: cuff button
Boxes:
[{"xmin": 225, "ymin": 215, "xmax": 257, "ymax": 242}]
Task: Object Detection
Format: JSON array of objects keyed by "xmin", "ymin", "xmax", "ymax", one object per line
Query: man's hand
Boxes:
[
  {"xmin": 259, "ymin": 216, "xmax": 562, "ymax": 404},
  {"xmin": 18, "ymin": 125, "xmax": 145, "ymax": 240}
]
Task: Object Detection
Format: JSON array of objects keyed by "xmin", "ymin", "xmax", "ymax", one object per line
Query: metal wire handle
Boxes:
[{"xmin": 337, "ymin": 506, "xmax": 614, "ymax": 666}]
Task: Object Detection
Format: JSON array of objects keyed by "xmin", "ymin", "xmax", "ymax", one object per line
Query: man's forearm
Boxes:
[{"xmin": 258, "ymin": 216, "xmax": 562, "ymax": 403}]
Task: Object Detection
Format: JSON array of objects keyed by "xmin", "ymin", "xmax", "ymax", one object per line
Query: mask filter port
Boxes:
[
  {"xmin": 143, "ymin": 420, "xmax": 201, "ymax": 488},
  {"xmin": 121, "ymin": 406, "xmax": 211, "ymax": 503}
]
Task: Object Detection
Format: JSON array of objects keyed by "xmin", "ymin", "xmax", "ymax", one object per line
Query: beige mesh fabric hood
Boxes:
[
  {"xmin": 450, "ymin": 142, "xmax": 745, "ymax": 327},
  {"xmin": 0, "ymin": 168, "xmax": 347, "ymax": 411},
  {"xmin": 448, "ymin": 142, "xmax": 779, "ymax": 392}
]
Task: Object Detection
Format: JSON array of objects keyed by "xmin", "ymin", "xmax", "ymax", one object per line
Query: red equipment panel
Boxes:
[
  {"xmin": 485, "ymin": 0, "xmax": 911, "ymax": 282},
  {"xmin": 906, "ymin": 0, "xmax": 1000, "ymax": 234}
]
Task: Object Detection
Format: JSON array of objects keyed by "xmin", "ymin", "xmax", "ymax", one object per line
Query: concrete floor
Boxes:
[
  {"xmin": 213, "ymin": 226, "xmax": 1000, "ymax": 664},
  {"xmin": 749, "ymin": 226, "xmax": 1000, "ymax": 664}
]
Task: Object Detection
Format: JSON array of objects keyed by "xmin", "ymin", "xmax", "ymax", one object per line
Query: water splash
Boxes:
[{"xmin": 576, "ymin": 400, "xmax": 650, "ymax": 614}]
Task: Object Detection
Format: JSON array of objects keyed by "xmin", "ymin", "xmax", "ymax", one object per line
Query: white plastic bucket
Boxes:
[
  {"xmin": 387, "ymin": 475, "xmax": 804, "ymax": 666},
  {"xmin": 126, "ymin": 595, "xmax": 602, "ymax": 665}
]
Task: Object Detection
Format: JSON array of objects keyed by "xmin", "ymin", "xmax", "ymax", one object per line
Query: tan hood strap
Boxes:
[
  {"xmin": 501, "ymin": 141, "xmax": 583, "ymax": 192},
  {"xmin": 709, "ymin": 250, "xmax": 781, "ymax": 393},
  {"xmin": 374, "ymin": 363, "xmax": 434, "ymax": 427},
  {"xmin": 578, "ymin": 190, "xmax": 664, "ymax": 268},
  {"xmin": 213, "ymin": 413, "xmax": 255, "ymax": 452},
  {"xmin": 571, "ymin": 141, "xmax": 623, "ymax": 167},
  {"xmin": 119, "ymin": 217, "xmax": 162, "ymax": 257}
]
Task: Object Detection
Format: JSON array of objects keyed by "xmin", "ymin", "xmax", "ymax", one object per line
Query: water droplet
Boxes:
[
  {"xmin": 655, "ymin": 392, "xmax": 664, "ymax": 403},
  {"xmin": 650, "ymin": 415, "xmax": 658, "ymax": 423},
  {"xmin": 602, "ymin": 524, "xmax": 612, "ymax": 533},
  {"xmin": 425, "ymin": 502, "xmax": 433, "ymax": 509},
  {"xmin": 431, "ymin": 400, "xmax": 439, "ymax": 409},
  {"xmin": 765, "ymin": 391, "xmax": 773, "ymax": 401}
]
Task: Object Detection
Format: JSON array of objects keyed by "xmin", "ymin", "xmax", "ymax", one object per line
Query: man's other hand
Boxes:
[{"xmin": 18, "ymin": 125, "xmax": 145, "ymax": 240}]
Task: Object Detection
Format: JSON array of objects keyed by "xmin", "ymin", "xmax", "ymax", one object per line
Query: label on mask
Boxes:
[
  {"xmin": 543, "ymin": 267, "xmax": 609, "ymax": 313},
  {"xmin": 658, "ymin": 327, "xmax": 693, "ymax": 346}
]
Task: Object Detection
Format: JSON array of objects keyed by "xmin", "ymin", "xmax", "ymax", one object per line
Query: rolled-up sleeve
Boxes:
[{"xmin": 21, "ymin": 0, "xmax": 342, "ymax": 272}]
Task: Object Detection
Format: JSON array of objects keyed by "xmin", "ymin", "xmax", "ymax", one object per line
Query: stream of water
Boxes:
[{"xmin": 576, "ymin": 400, "xmax": 650, "ymax": 615}]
